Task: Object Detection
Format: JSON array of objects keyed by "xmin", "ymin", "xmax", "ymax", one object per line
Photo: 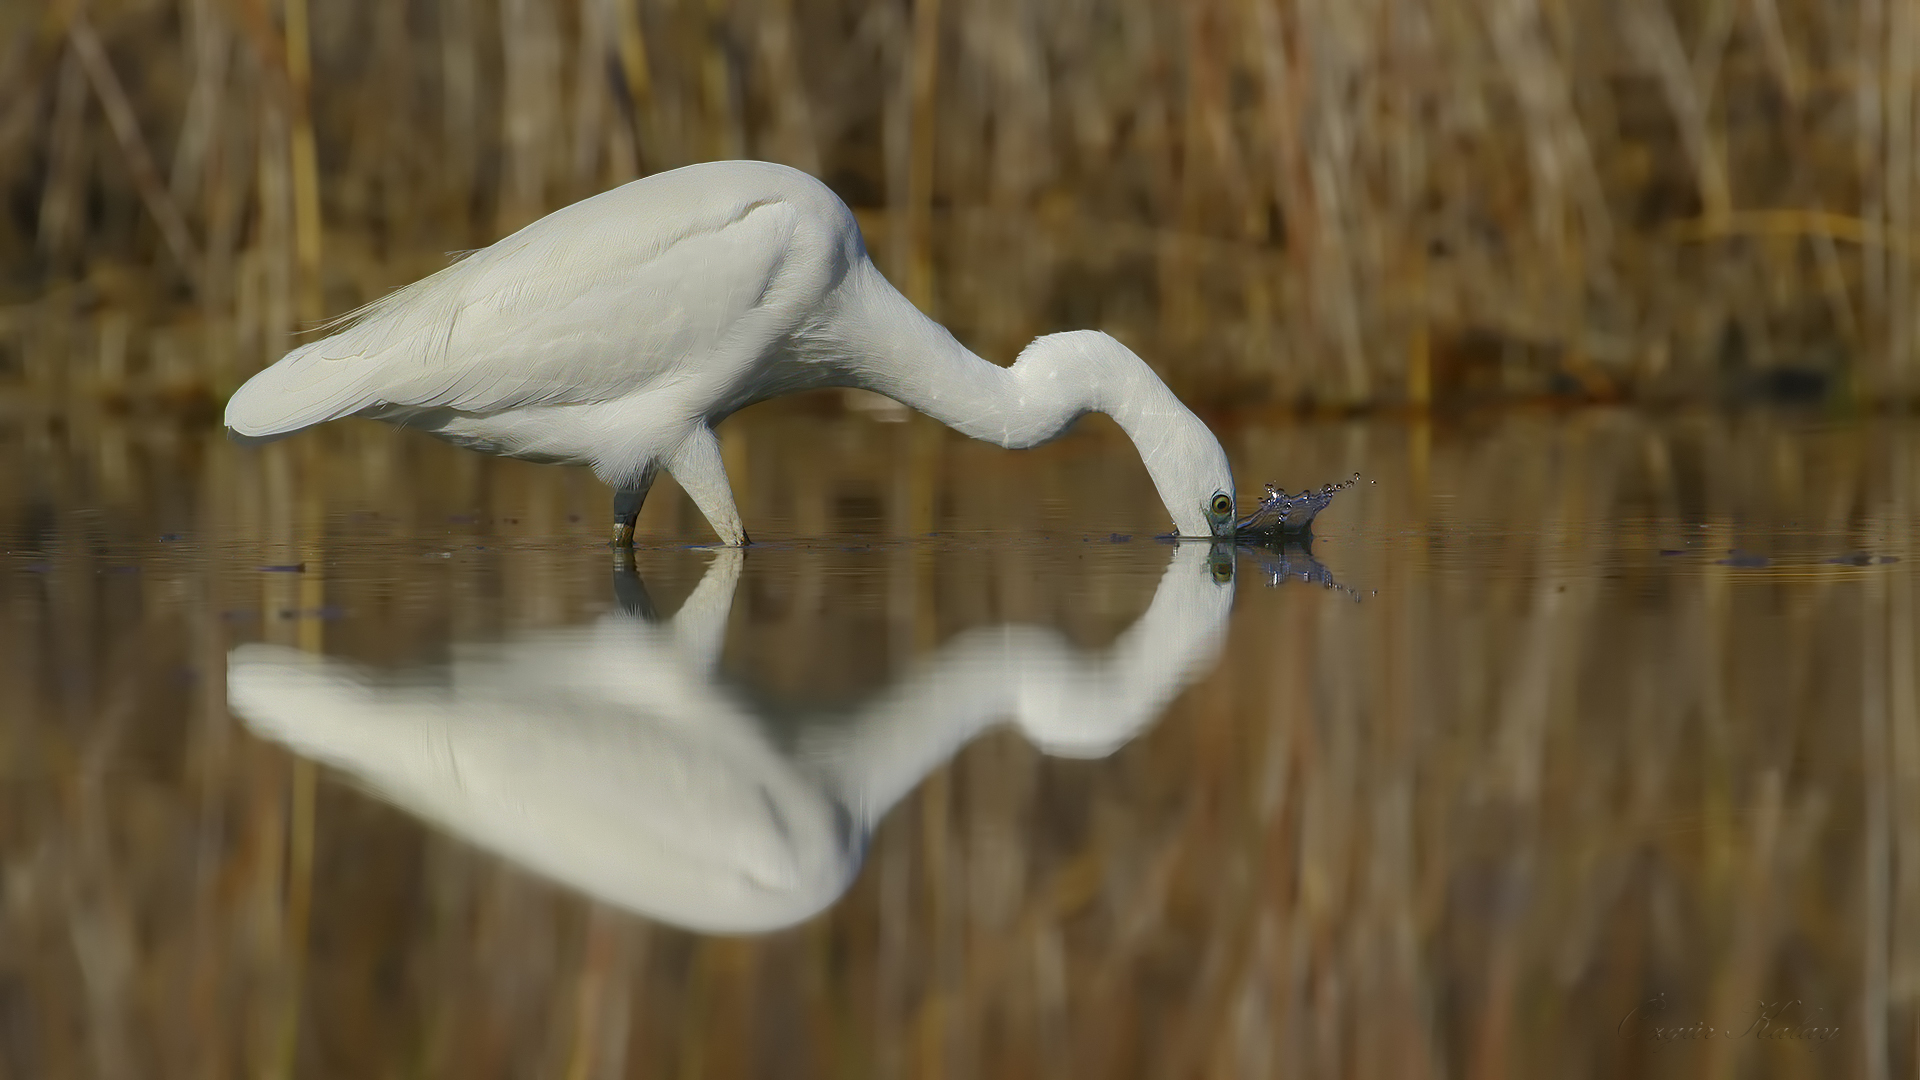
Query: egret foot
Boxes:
[{"xmin": 611, "ymin": 522, "xmax": 636, "ymax": 548}]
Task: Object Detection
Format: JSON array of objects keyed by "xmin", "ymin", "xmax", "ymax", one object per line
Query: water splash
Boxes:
[{"xmin": 1233, "ymin": 473, "xmax": 1363, "ymax": 536}]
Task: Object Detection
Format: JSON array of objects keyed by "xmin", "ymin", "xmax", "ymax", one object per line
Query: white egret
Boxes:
[
  {"xmin": 224, "ymin": 161, "xmax": 1238, "ymax": 544},
  {"xmin": 226, "ymin": 543, "xmax": 1234, "ymax": 933}
]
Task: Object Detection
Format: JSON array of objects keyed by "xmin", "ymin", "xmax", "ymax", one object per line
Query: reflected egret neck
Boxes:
[{"xmin": 223, "ymin": 161, "xmax": 1237, "ymax": 543}]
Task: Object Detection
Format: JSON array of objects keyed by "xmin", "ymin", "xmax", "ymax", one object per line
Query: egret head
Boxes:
[
  {"xmin": 1088, "ymin": 339, "xmax": 1235, "ymax": 539},
  {"xmin": 1009, "ymin": 331, "xmax": 1236, "ymax": 539},
  {"xmin": 1205, "ymin": 489, "xmax": 1238, "ymax": 536},
  {"xmin": 1156, "ymin": 415, "xmax": 1236, "ymax": 539}
]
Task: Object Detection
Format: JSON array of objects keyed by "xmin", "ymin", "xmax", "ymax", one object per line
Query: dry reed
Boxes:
[{"xmin": 1, "ymin": 0, "xmax": 1917, "ymax": 410}]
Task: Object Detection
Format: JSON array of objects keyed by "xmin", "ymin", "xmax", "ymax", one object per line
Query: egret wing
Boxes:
[{"xmin": 225, "ymin": 185, "xmax": 801, "ymax": 437}]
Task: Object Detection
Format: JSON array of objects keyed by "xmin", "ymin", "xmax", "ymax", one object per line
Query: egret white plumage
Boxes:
[{"xmin": 224, "ymin": 161, "xmax": 1237, "ymax": 544}]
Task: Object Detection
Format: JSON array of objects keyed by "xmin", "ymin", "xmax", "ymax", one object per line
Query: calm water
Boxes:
[{"xmin": 2, "ymin": 407, "xmax": 1914, "ymax": 1080}]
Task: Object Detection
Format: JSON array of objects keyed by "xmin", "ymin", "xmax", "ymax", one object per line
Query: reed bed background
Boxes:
[
  {"xmin": 4, "ymin": 0, "xmax": 1920, "ymax": 410},
  {"xmin": 1, "ymin": 412, "xmax": 1916, "ymax": 1079}
]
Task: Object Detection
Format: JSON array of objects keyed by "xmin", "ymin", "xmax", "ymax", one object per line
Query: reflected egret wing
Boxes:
[
  {"xmin": 226, "ymin": 639, "xmax": 856, "ymax": 933},
  {"xmin": 224, "ymin": 185, "xmax": 802, "ymax": 438}
]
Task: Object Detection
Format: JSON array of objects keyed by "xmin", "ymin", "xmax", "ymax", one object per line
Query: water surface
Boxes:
[{"xmin": 2, "ymin": 408, "xmax": 1913, "ymax": 1079}]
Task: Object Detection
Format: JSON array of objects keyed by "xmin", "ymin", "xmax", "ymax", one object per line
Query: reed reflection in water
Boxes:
[{"xmin": 0, "ymin": 406, "xmax": 1916, "ymax": 1079}]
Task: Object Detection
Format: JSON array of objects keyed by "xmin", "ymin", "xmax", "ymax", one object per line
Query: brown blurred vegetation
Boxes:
[{"xmin": 3, "ymin": 0, "xmax": 1919, "ymax": 411}]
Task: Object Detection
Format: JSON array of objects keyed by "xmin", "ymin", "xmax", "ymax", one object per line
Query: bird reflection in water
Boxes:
[{"xmin": 226, "ymin": 542, "xmax": 1242, "ymax": 934}]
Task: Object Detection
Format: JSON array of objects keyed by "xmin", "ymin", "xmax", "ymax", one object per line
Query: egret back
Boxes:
[{"xmin": 224, "ymin": 162, "xmax": 853, "ymax": 441}]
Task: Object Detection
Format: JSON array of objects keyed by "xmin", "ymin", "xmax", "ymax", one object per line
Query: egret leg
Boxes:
[
  {"xmin": 611, "ymin": 481, "xmax": 652, "ymax": 548},
  {"xmin": 666, "ymin": 424, "xmax": 750, "ymax": 546}
]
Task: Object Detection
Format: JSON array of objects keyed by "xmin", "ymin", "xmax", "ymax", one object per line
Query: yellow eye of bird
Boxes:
[{"xmin": 1211, "ymin": 494, "xmax": 1233, "ymax": 516}]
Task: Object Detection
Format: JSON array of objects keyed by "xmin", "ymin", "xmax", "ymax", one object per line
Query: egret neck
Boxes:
[{"xmin": 808, "ymin": 264, "xmax": 1234, "ymax": 538}]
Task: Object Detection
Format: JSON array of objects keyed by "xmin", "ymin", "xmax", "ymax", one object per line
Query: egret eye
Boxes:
[{"xmin": 1210, "ymin": 493, "xmax": 1233, "ymax": 516}]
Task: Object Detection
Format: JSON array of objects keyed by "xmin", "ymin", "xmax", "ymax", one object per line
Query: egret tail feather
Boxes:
[{"xmin": 223, "ymin": 338, "xmax": 384, "ymax": 438}]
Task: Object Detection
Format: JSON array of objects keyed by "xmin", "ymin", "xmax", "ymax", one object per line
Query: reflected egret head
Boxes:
[{"xmin": 1208, "ymin": 543, "xmax": 1236, "ymax": 584}]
